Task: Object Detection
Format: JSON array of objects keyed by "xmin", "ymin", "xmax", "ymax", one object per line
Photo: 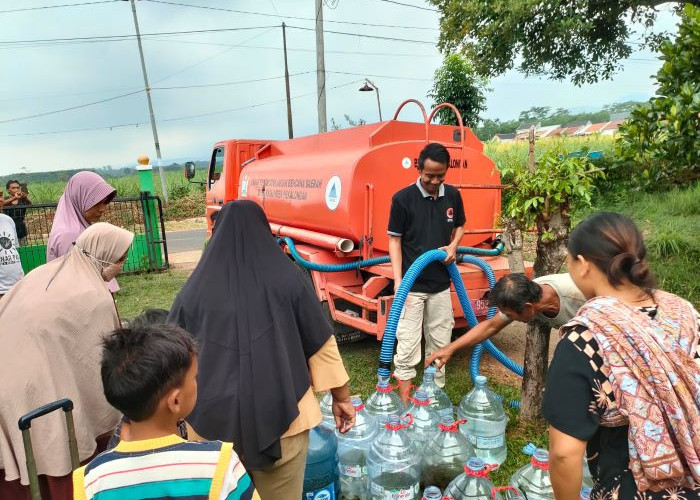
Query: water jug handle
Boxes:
[
  {"xmin": 438, "ymin": 418, "xmax": 467, "ymax": 432},
  {"xmin": 464, "ymin": 462, "xmax": 497, "ymax": 478},
  {"xmin": 492, "ymin": 486, "xmax": 523, "ymax": 500},
  {"xmin": 402, "ymin": 413, "xmax": 414, "ymax": 427}
]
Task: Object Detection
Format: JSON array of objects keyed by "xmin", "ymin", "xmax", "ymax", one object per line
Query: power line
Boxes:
[
  {"xmin": 0, "ymin": 72, "xmax": 315, "ymax": 123},
  {"xmin": 327, "ymin": 70, "xmax": 431, "ymax": 82},
  {"xmin": 286, "ymin": 25, "xmax": 435, "ymax": 45},
  {"xmin": 152, "ymin": 71, "xmax": 314, "ymax": 90},
  {"xmin": 143, "ymin": 0, "xmax": 438, "ymax": 30},
  {"xmin": 0, "ymin": 0, "xmax": 118, "ymax": 14},
  {"xmin": 0, "ymin": 90, "xmax": 144, "ymax": 124},
  {"xmin": 0, "ymin": 25, "xmax": 280, "ymax": 46},
  {"xmin": 373, "ymin": 0, "xmax": 439, "ymax": 12},
  {"xmin": 143, "ymin": 37, "xmax": 441, "ymax": 58},
  {"xmin": 1, "ymin": 79, "xmax": 362, "ymax": 137},
  {"xmin": 150, "ymin": 27, "xmax": 276, "ymax": 85}
]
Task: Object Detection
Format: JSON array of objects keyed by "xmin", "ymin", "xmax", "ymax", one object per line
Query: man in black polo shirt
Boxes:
[{"xmin": 388, "ymin": 142, "xmax": 466, "ymax": 402}]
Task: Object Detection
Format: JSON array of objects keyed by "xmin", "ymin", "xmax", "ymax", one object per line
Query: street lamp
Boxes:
[{"xmin": 359, "ymin": 78, "xmax": 383, "ymax": 122}]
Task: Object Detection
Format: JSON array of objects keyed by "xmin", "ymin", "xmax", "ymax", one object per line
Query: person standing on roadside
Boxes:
[
  {"xmin": 3, "ymin": 180, "xmax": 32, "ymax": 246},
  {"xmin": 388, "ymin": 142, "xmax": 466, "ymax": 403}
]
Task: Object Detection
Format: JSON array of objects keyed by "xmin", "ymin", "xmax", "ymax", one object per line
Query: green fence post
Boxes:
[{"xmin": 136, "ymin": 156, "xmax": 163, "ymax": 271}]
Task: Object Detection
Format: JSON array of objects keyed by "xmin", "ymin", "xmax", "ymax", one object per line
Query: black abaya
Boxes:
[{"xmin": 168, "ymin": 200, "xmax": 333, "ymax": 470}]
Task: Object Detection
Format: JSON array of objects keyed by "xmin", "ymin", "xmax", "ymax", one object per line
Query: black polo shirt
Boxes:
[{"xmin": 388, "ymin": 179, "xmax": 466, "ymax": 293}]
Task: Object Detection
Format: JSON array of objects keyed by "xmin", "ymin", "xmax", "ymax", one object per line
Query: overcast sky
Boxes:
[{"xmin": 0, "ymin": 0, "xmax": 679, "ymax": 175}]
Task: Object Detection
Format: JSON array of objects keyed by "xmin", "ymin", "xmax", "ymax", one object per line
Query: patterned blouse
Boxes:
[{"xmin": 542, "ymin": 306, "xmax": 700, "ymax": 500}]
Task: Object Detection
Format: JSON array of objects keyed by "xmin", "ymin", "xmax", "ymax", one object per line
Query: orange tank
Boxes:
[
  {"xmin": 238, "ymin": 104, "xmax": 501, "ymax": 253},
  {"xmin": 192, "ymin": 101, "xmax": 517, "ymax": 340}
]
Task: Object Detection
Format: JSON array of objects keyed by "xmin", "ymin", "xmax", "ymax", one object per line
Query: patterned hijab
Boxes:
[
  {"xmin": 571, "ymin": 290, "xmax": 700, "ymax": 491},
  {"xmin": 47, "ymin": 171, "xmax": 116, "ymax": 262}
]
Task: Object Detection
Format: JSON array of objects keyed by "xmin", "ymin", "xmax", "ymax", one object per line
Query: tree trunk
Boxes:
[
  {"xmin": 520, "ymin": 204, "xmax": 571, "ymax": 420},
  {"xmin": 502, "ymin": 217, "xmax": 525, "ymax": 274},
  {"xmin": 520, "ymin": 319, "xmax": 552, "ymax": 420}
]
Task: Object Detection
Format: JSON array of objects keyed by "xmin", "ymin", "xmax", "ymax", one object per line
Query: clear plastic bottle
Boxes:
[
  {"xmin": 580, "ymin": 487, "xmax": 592, "ymax": 500},
  {"xmin": 509, "ymin": 448, "xmax": 554, "ymax": 500},
  {"xmin": 365, "ymin": 375, "xmax": 403, "ymax": 431},
  {"xmin": 367, "ymin": 415, "xmax": 421, "ymax": 500},
  {"xmin": 337, "ymin": 397, "xmax": 377, "ymax": 500},
  {"xmin": 457, "ymin": 375, "xmax": 508, "ymax": 466},
  {"xmin": 421, "ymin": 416, "xmax": 476, "ymax": 491},
  {"xmin": 417, "ymin": 366, "xmax": 454, "ymax": 420},
  {"xmin": 406, "ymin": 390, "xmax": 440, "ymax": 450},
  {"xmin": 303, "ymin": 424, "xmax": 340, "ymax": 500},
  {"xmin": 443, "ymin": 457, "xmax": 502, "ymax": 500},
  {"xmin": 320, "ymin": 391, "xmax": 336, "ymax": 431},
  {"xmin": 582, "ymin": 458, "xmax": 593, "ymax": 489},
  {"xmin": 422, "ymin": 486, "xmax": 443, "ymax": 499}
]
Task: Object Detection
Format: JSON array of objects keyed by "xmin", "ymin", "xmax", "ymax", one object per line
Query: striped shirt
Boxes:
[{"xmin": 73, "ymin": 434, "xmax": 259, "ymax": 500}]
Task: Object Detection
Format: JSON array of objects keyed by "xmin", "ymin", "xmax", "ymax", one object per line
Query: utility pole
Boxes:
[
  {"xmin": 126, "ymin": 0, "xmax": 168, "ymax": 203},
  {"xmin": 315, "ymin": 0, "xmax": 327, "ymax": 133},
  {"xmin": 282, "ymin": 23, "xmax": 293, "ymax": 139}
]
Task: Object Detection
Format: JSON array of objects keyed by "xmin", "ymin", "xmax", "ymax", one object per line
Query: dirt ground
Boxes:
[{"xmin": 465, "ymin": 321, "xmax": 560, "ymax": 385}]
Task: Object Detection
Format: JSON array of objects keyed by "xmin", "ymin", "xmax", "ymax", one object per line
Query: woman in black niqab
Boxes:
[{"xmin": 168, "ymin": 200, "xmax": 334, "ymax": 470}]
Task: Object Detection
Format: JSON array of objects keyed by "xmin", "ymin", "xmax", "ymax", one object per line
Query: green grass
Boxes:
[
  {"xmin": 582, "ymin": 181, "xmax": 700, "ymax": 307},
  {"xmin": 115, "ymin": 270, "xmax": 189, "ymax": 320},
  {"xmin": 114, "ymin": 269, "xmax": 545, "ymax": 484},
  {"xmin": 112, "ymin": 179, "xmax": 698, "ymax": 485}
]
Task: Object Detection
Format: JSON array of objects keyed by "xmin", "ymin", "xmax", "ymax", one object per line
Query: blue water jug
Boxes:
[{"xmin": 303, "ymin": 425, "xmax": 340, "ymax": 500}]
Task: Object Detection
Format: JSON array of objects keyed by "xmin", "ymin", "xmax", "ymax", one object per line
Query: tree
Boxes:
[
  {"xmin": 616, "ymin": 5, "xmax": 700, "ymax": 187},
  {"xmin": 499, "ymin": 141, "xmax": 604, "ymax": 420},
  {"xmin": 518, "ymin": 107, "xmax": 551, "ymax": 122},
  {"xmin": 474, "ymin": 118, "xmax": 519, "ymax": 141},
  {"xmin": 330, "ymin": 114, "xmax": 367, "ymax": 131},
  {"xmin": 429, "ymin": 0, "xmax": 697, "ymax": 86},
  {"xmin": 603, "ymin": 100, "xmax": 646, "ymax": 114},
  {"xmin": 428, "ymin": 54, "xmax": 489, "ymax": 128}
]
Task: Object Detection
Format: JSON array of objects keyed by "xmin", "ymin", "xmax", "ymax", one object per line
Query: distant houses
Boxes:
[{"xmin": 491, "ymin": 113, "xmax": 629, "ymax": 142}]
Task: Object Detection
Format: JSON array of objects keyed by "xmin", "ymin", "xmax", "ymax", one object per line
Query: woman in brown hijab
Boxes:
[{"xmin": 0, "ymin": 222, "xmax": 133, "ymax": 500}]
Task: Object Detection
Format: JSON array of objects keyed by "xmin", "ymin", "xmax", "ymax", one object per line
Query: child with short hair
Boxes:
[{"xmin": 73, "ymin": 324, "xmax": 259, "ymax": 500}]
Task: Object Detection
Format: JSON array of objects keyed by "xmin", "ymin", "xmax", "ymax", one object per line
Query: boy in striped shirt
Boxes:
[{"xmin": 73, "ymin": 324, "xmax": 259, "ymax": 500}]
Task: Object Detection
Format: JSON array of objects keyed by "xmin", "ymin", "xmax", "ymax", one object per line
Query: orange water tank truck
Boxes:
[{"xmin": 186, "ymin": 100, "xmax": 526, "ymax": 342}]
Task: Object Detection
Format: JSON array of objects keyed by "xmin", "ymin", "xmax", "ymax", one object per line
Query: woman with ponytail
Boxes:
[{"xmin": 542, "ymin": 212, "xmax": 700, "ymax": 500}]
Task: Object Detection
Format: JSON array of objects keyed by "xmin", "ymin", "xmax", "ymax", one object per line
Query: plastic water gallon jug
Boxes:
[
  {"xmin": 509, "ymin": 448, "xmax": 554, "ymax": 500},
  {"xmin": 320, "ymin": 392, "xmax": 336, "ymax": 431},
  {"xmin": 421, "ymin": 416, "xmax": 476, "ymax": 491},
  {"xmin": 443, "ymin": 457, "xmax": 501, "ymax": 500},
  {"xmin": 337, "ymin": 397, "xmax": 377, "ymax": 500},
  {"xmin": 417, "ymin": 366, "xmax": 454, "ymax": 420},
  {"xmin": 303, "ymin": 425, "xmax": 340, "ymax": 500},
  {"xmin": 582, "ymin": 458, "xmax": 593, "ymax": 489},
  {"xmin": 365, "ymin": 375, "xmax": 403, "ymax": 431},
  {"xmin": 457, "ymin": 376, "xmax": 508, "ymax": 466},
  {"xmin": 422, "ymin": 486, "xmax": 443, "ymax": 499},
  {"xmin": 367, "ymin": 415, "xmax": 421, "ymax": 500},
  {"xmin": 406, "ymin": 390, "xmax": 440, "ymax": 450}
]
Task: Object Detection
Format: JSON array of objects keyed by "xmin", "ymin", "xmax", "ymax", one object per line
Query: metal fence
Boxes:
[{"xmin": 11, "ymin": 194, "xmax": 169, "ymax": 275}]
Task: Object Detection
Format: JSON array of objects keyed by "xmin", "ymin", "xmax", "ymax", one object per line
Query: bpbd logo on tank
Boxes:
[{"xmin": 325, "ymin": 176, "xmax": 342, "ymax": 211}]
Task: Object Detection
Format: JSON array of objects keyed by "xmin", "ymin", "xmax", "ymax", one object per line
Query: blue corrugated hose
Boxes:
[
  {"xmin": 281, "ymin": 237, "xmax": 521, "ymax": 408},
  {"xmin": 377, "ymin": 250, "xmax": 522, "ymax": 408},
  {"xmin": 280, "ymin": 237, "xmax": 505, "ymax": 272}
]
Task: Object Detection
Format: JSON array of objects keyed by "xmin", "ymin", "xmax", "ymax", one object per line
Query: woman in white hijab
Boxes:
[{"xmin": 0, "ymin": 222, "xmax": 133, "ymax": 500}]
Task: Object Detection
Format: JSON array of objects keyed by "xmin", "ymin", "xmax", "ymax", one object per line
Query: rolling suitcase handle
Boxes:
[{"xmin": 18, "ymin": 398, "xmax": 80, "ymax": 500}]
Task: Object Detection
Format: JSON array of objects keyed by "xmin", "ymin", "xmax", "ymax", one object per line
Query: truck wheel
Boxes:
[{"xmin": 294, "ymin": 262, "xmax": 367, "ymax": 345}]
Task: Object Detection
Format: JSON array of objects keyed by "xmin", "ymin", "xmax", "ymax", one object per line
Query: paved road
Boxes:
[{"xmin": 166, "ymin": 229, "xmax": 206, "ymax": 254}]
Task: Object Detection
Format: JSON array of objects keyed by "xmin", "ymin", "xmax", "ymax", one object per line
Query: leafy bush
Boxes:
[{"xmin": 615, "ymin": 5, "xmax": 700, "ymax": 189}]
